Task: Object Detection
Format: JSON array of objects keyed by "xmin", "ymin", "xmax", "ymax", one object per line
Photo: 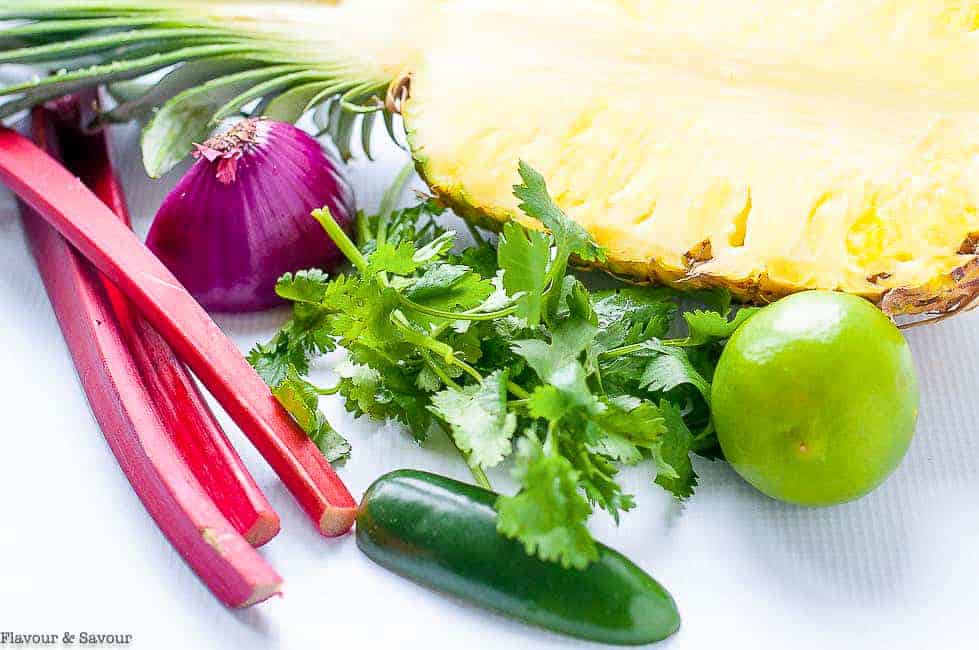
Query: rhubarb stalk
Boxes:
[
  {"xmin": 19, "ymin": 107, "xmax": 281, "ymax": 608},
  {"xmin": 46, "ymin": 95, "xmax": 280, "ymax": 546},
  {"xmin": 0, "ymin": 125, "xmax": 357, "ymax": 536}
]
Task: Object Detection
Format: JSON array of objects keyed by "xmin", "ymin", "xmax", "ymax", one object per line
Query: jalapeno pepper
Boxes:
[{"xmin": 356, "ymin": 469, "xmax": 680, "ymax": 645}]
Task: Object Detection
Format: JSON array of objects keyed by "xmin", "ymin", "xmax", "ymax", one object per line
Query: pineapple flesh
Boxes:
[
  {"xmin": 404, "ymin": 0, "xmax": 979, "ymax": 315},
  {"xmin": 5, "ymin": 0, "xmax": 979, "ymax": 316}
]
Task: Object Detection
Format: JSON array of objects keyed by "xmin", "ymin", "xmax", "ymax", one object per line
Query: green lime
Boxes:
[{"xmin": 711, "ymin": 291, "xmax": 918, "ymax": 506}]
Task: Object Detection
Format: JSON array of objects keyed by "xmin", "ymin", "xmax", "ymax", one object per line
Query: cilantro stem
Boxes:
[
  {"xmin": 599, "ymin": 343, "xmax": 643, "ymax": 360},
  {"xmin": 451, "ymin": 357, "xmax": 484, "ymax": 384},
  {"xmin": 354, "ymin": 212, "xmax": 372, "ymax": 249},
  {"xmin": 428, "ymin": 319, "xmax": 453, "ymax": 340},
  {"xmin": 390, "ymin": 310, "xmax": 457, "ymax": 361},
  {"xmin": 468, "ymin": 463, "xmax": 492, "ymax": 490},
  {"xmin": 313, "ymin": 207, "xmax": 368, "ymax": 273},
  {"xmin": 507, "ymin": 381, "xmax": 532, "ymax": 400},
  {"xmin": 376, "ymin": 162, "xmax": 414, "ymax": 248},
  {"xmin": 424, "ymin": 344, "xmax": 530, "ymax": 400},
  {"xmin": 316, "ymin": 383, "xmax": 342, "ymax": 396},
  {"xmin": 598, "ymin": 338, "xmax": 688, "ymax": 361},
  {"xmin": 430, "ymin": 409, "xmax": 492, "ymax": 490},
  {"xmin": 419, "ymin": 327, "xmax": 532, "ymax": 400},
  {"xmin": 593, "ymin": 365, "xmax": 607, "ymax": 396},
  {"xmin": 543, "ymin": 421, "xmax": 560, "ymax": 455},
  {"xmin": 659, "ymin": 338, "xmax": 702, "ymax": 347},
  {"xmin": 420, "ymin": 350, "xmax": 462, "ymax": 391},
  {"xmin": 540, "ymin": 258, "xmax": 568, "ymax": 321},
  {"xmin": 428, "ymin": 300, "xmax": 520, "ymax": 338},
  {"xmin": 399, "ymin": 297, "xmax": 519, "ymax": 322}
]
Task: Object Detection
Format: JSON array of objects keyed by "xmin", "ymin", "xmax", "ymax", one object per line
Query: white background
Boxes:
[{"xmin": 1, "ymin": 120, "xmax": 977, "ymax": 650}]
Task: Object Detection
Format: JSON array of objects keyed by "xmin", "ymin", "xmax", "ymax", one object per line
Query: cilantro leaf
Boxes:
[
  {"xmin": 522, "ymin": 384, "xmax": 564, "ymax": 420},
  {"xmin": 563, "ymin": 278, "xmax": 598, "ymax": 325},
  {"xmin": 593, "ymin": 287, "xmax": 678, "ymax": 336},
  {"xmin": 275, "ymin": 269, "xmax": 331, "ymax": 303},
  {"xmin": 516, "ymin": 318, "xmax": 603, "ymax": 418},
  {"xmin": 271, "ymin": 367, "xmax": 321, "ymax": 432},
  {"xmin": 512, "ymin": 162, "xmax": 605, "ymax": 322},
  {"xmin": 367, "ymin": 241, "xmax": 418, "ymax": 275},
  {"xmin": 527, "ymin": 362, "xmax": 601, "ymax": 415},
  {"xmin": 684, "ymin": 307, "xmax": 760, "ymax": 345},
  {"xmin": 248, "ymin": 270, "xmax": 360, "ymax": 388},
  {"xmin": 247, "ymin": 309, "xmax": 334, "ymax": 387},
  {"xmin": 463, "ymin": 271, "xmax": 515, "ymax": 319},
  {"xmin": 654, "ymin": 400, "xmax": 698, "ymax": 499},
  {"xmin": 513, "ymin": 161, "xmax": 604, "ymax": 264},
  {"xmin": 591, "ymin": 396, "xmax": 667, "ymax": 464},
  {"xmin": 324, "ymin": 278, "xmax": 402, "ymax": 354},
  {"xmin": 512, "ymin": 318, "xmax": 597, "ymax": 381},
  {"xmin": 336, "ymin": 353, "xmax": 432, "ymax": 439},
  {"xmin": 460, "ymin": 251, "xmax": 499, "ymax": 282},
  {"xmin": 272, "ymin": 367, "xmax": 351, "ymax": 464},
  {"xmin": 496, "ymin": 433, "xmax": 598, "ymax": 569},
  {"xmin": 563, "ymin": 434, "xmax": 635, "ymax": 522},
  {"xmin": 498, "ymin": 221, "xmax": 550, "ymax": 326},
  {"xmin": 407, "ymin": 264, "xmax": 494, "ymax": 312},
  {"xmin": 364, "ymin": 199, "xmax": 446, "ymax": 249},
  {"xmin": 313, "ymin": 426, "xmax": 353, "ymax": 464},
  {"xmin": 414, "ymin": 365, "xmax": 442, "ymax": 393},
  {"xmin": 408, "ymin": 264, "xmax": 469, "ymax": 299},
  {"xmin": 248, "ymin": 336, "xmax": 307, "ymax": 387},
  {"xmin": 335, "ymin": 368, "xmax": 388, "ymax": 422},
  {"xmin": 639, "ymin": 343, "xmax": 711, "ymax": 400},
  {"xmin": 429, "ymin": 370, "xmax": 517, "ymax": 468},
  {"xmin": 412, "ymin": 231, "xmax": 456, "ymax": 265},
  {"xmin": 684, "ymin": 287, "xmax": 733, "ymax": 315}
]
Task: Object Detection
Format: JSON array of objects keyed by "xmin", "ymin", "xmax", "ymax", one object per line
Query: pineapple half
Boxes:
[{"xmin": 4, "ymin": 0, "xmax": 979, "ymax": 317}]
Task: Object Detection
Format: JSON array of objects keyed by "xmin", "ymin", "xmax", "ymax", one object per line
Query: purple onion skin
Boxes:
[{"xmin": 146, "ymin": 119, "xmax": 355, "ymax": 312}]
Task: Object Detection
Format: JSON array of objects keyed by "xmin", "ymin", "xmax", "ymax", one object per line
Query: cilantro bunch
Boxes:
[{"xmin": 249, "ymin": 162, "xmax": 757, "ymax": 569}]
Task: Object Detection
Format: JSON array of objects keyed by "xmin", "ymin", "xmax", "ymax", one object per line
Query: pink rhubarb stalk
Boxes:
[
  {"xmin": 19, "ymin": 107, "xmax": 281, "ymax": 608},
  {"xmin": 46, "ymin": 95, "xmax": 280, "ymax": 546},
  {"xmin": 0, "ymin": 125, "xmax": 357, "ymax": 536}
]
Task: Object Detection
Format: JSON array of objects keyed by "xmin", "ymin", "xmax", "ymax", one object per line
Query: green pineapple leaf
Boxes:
[
  {"xmin": 0, "ymin": 27, "xmax": 224, "ymax": 65},
  {"xmin": 141, "ymin": 65, "xmax": 293, "ymax": 177},
  {"xmin": 102, "ymin": 57, "xmax": 260, "ymax": 125},
  {"xmin": 0, "ymin": 42, "xmax": 256, "ymax": 102}
]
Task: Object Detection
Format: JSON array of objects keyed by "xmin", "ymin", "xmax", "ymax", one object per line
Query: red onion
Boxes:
[{"xmin": 146, "ymin": 118, "xmax": 354, "ymax": 312}]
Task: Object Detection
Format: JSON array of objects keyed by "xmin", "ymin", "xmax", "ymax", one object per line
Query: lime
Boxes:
[{"xmin": 711, "ymin": 291, "xmax": 918, "ymax": 506}]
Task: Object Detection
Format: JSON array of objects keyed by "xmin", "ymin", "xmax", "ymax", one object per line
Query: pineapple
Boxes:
[{"xmin": 4, "ymin": 0, "xmax": 979, "ymax": 318}]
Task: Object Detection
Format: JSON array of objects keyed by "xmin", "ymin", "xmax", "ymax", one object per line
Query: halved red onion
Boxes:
[{"xmin": 146, "ymin": 118, "xmax": 354, "ymax": 312}]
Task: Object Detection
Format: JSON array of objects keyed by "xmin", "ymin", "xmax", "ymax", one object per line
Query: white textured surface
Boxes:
[{"xmin": 1, "ymin": 121, "xmax": 977, "ymax": 650}]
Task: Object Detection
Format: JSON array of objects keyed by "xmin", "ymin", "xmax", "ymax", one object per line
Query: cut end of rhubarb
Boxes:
[
  {"xmin": 239, "ymin": 581, "xmax": 284, "ymax": 609},
  {"xmin": 319, "ymin": 505, "xmax": 358, "ymax": 538},
  {"xmin": 244, "ymin": 511, "xmax": 282, "ymax": 548}
]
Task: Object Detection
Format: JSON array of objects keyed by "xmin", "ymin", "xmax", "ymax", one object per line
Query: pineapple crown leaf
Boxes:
[{"xmin": 0, "ymin": 4, "xmax": 399, "ymax": 176}]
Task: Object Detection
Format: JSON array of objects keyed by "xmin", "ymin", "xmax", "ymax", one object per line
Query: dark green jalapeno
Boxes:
[{"xmin": 356, "ymin": 469, "xmax": 680, "ymax": 645}]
